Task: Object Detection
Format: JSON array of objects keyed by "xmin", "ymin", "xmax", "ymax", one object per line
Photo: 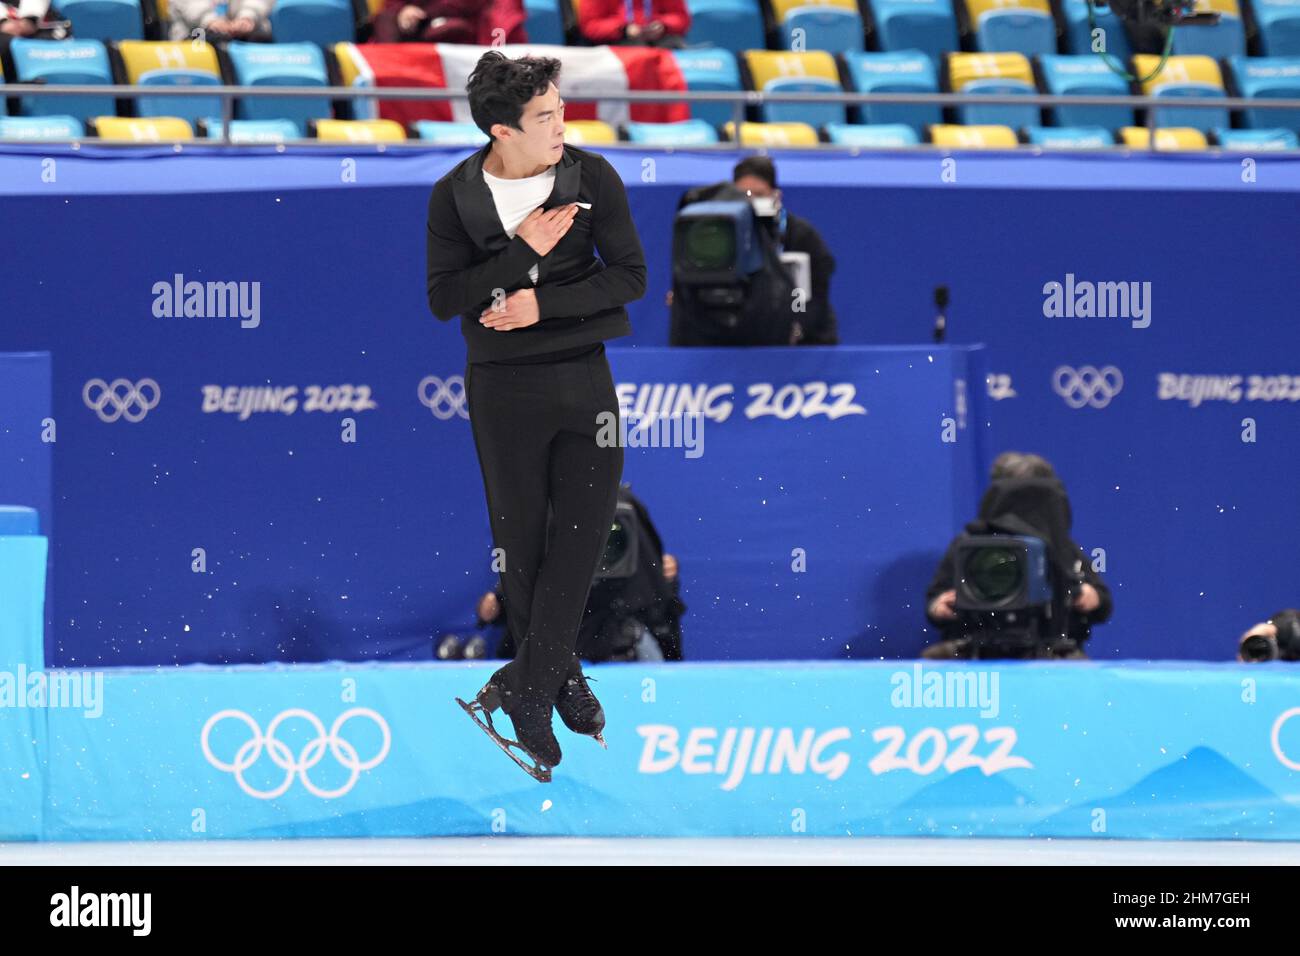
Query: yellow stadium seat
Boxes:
[
  {"xmin": 117, "ymin": 40, "xmax": 220, "ymax": 83},
  {"xmin": 929, "ymin": 124, "xmax": 1019, "ymax": 147},
  {"xmin": 1131, "ymin": 54, "xmax": 1224, "ymax": 94},
  {"xmin": 93, "ymin": 116, "xmax": 194, "ymax": 141},
  {"xmin": 769, "ymin": 0, "xmax": 858, "ymax": 20},
  {"xmin": 946, "ymin": 51, "xmax": 1035, "ymax": 90},
  {"xmin": 156, "ymin": 0, "xmax": 169, "ymax": 18},
  {"xmin": 333, "ymin": 43, "xmax": 369, "ymax": 88},
  {"xmin": 743, "ymin": 49, "xmax": 841, "ymax": 87},
  {"xmin": 724, "ymin": 120, "xmax": 821, "ymax": 146},
  {"xmin": 1118, "ymin": 126, "xmax": 1209, "ymax": 150},
  {"xmin": 314, "ymin": 119, "xmax": 406, "ymax": 142},
  {"xmin": 562, "ymin": 120, "xmax": 618, "ymax": 145},
  {"xmin": 964, "ymin": 0, "xmax": 1051, "ymax": 16}
]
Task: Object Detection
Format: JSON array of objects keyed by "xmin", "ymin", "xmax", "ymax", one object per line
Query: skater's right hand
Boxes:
[
  {"xmin": 516, "ymin": 203, "xmax": 579, "ymax": 257},
  {"xmin": 929, "ymin": 590, "xmax": 957, "ymax": 621}
]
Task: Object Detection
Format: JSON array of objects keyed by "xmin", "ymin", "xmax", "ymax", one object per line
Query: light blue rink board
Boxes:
[{"xmin": 6, "ymin": 660, "xmax": 1299, "ymax": 841}]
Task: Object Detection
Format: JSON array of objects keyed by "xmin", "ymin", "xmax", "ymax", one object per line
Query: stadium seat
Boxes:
[
  {"xmin": 960, "ymin": 0, "xmax": 1056, "ymax": 56},
  {"xmin": 1212, "ymin": 126, "xmax": 1299, "ymax": 147},
  {"xmin": 842, "ymin": 50, "xmax": 942, "ymax": 134},
  {"xmin": 1226, "ymin": 56, "xmax": 1300, "ymax": 131},
  {"xmin": 1132, "ymin": 54, "xmax": 1229, "ymax": 132},
  {"xmin": 623, "ymin": 118, "xmax": 720, "ymax": 144},
  {"xmin": 225, "ymin": 41, "xmax": 330, "ymax": 136},
  {"xmin": 523, "ymin": 0, "xmax": 566, "ymax": 45},
  {"xmin": 312, "ymin": 118, "xmax": 405, "ymax": 141},
  {"xmin": 332, "ymin": 42, "xmax": 379, "ymax": 120},
  {"xmin": 864, "ymin": 0, "xmax": 959, "ymax": 63},
  {"xmin": 270, "ymin": 0, "xmax": 357, "ymax": 46},
  {"xmin": 770, "ymin": 0, "xmax": 865, "ymax": 52},
  {"xmin": 92, "ymin": 115, "xmax": 194, "ymax": 140},
  {"xmin": 1171, "ymin": 0, "xmax": 1246, "ymax": 58},
  {"xmin": 946, "ymin": 52, "xmax": 1039, "ymax": 129},
  {"xmin": 562, "ymin": 119, "xmax": 618, "ymax": 144},
  {"xmin": 824, "ymin": 121, "xmax": 920, "ymax": 144},
  {"xmin": 200, "ymin": 118, "xmax": 301, "ymax": 142},
  {"xmin": 1251, "ymin": 0, "xmax": 1300, "ymax": 55},
  {"xmin": 116, "ymin": 41, "xmax": 222, "ymax": 125},
  {"xmin": 412, "ymin": 121, "xmax": 491, "ymax": 144},
  {"xmin": 1118, "ymin": 125, "xmax": 1209, "ymax": 148},
  {"xmin": 1037, "ymin": 53, "xmax": 1133, "ymax": 131},
  {"xmin": 1058, "ymin": 0, "xmax": 1131, "ymax": 61},
  {"xmin": 0, "ymin": 115, "xmax": 85, "ymax": 140},
  {"xmin": 685, "ymin": 0, "xmax": 767, "ymax": 53},
  {"xmin": 1023, "ymin": 124, "xmax": 1114, "ymax": 145},
  {"xmin": 724, "ymin": 119, "xmax": 821, "ymax": 144},
  {"xmin": 9, "ymin": 39, "xmax": 115, "ymax": 122},
  {"xmin": 929, "ymin": 122, "xmax": 1019, "ymax": 146},
  {"xmin": 743, "ymin": 50, "xmax": 846, "ymax": 127},
  {"xmin": 55, "ymin": 0, "xmax": 144, "ymax": 41},
  {"xmin": 670, "ymin": 48, "xmax": 743, "ymax": 130}
]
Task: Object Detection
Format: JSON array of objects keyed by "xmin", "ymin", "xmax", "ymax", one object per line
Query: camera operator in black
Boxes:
[
  {"xmin": 922, "ymin": 452, "xmax": 1113, "ymax": 659},
  {"xmin": 477, "ymin": 486, "xmax": 685, "ymax": 662},
  {"xmin": 1238, "ymin": 609, "xmax": 1300, "ymax": 662}
]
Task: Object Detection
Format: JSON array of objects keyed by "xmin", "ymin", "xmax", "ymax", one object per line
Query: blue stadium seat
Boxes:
[
  {"xmin": 947, "ymin": 52, "xmax": 1039, "ymax": 129},
  {"xmin": 0, "ymin": 115, "xmax": 85, "ymax": 140},
  {"xmin": 9, "ymin": 39, "xmax": 114, "ymax": 121},
  {"xmin": 117, "ymin": 41, "xmax": 222, "ymax": 126},
  {"xmin": 1171, "ymin": 0, "xmax": 1246, "ymax": 58},
  {"xmin": 225, "ymin": 42, "xmax": 330, "ymax": 135},
  {"xmin": 1252, "ymin": 0, "xmax": 1300, "ymax": 55},
  {"xmin": 962, "ymin": 0, "xmax": 1056, "ymax": 57},
  {"xmin": 1024, "ymin": 124, "xmax": 1114, "ymax": 146},
  {"xmin": 772, "ymin": 0, "xmax": 865, "ymax": 52},
  {"xmin": 1212, "ymin": 126, "xmax": 1299, "ymax": 148},
  {"xmin": 865, "ymin": 0, "xmax": 959, "ymax": 62},
  {"xmin": 1059, "ymin": 0, "xmax": 1131, "ymax": 62},
  {"xmin": 523, "ymin": 0, "xmax": 565, "ymax": 44},
  {"xmin": 1038, "ymin": 53, "xmax": 1133, "ymax": 131},
  {"xmin": 202, "ymin": 118, "xmax": 301, "ymax": 142},
  {"xmin": 824, "ymin": 121, "xmax": 919, "ymax": 144},
  {"xmin": 684, "ymin": 0, "xmax": 767, "ymax": 53},
  {"xmin": 744, "ymin": 50, "xmax": 847, "ymax": 127},
  {"xmin": 1227, "ymin": 56, "xmax": 1300, "ymax": 131},
  {"xmin": 269, "ymin": 0, "xmax": 357, "ymax": 46},
  {"xmin": 54, "ymin": 0, "xmax": 144, "ymax": 41},
  {"xmin": 1133, "ymin": 54, "xmax": 1229, "ymax": 132},
  {"xmin": 412, "ymin": 121, "xmax": 491, "ymax": 144},
  {"xmin": 670, "ymin": 48, "xmax": 742, "ymax": 129},
  {"xmin": 842, "ymin": 50, "xmax": 942, "ymax": 134},
  {"xmin": 624, "ymin": 118, "xmax": 720, "ymax": 144}
]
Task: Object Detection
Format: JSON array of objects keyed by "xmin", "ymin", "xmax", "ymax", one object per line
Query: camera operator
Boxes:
[
  {"xmin": 921, "ymin": 451, "xmax": 1113, "ymax": 659},
  {"xmin": 476, "ymin": 485, "xmax": 685, "ymax": 663},
  {"xmin": 670, "ymin": 155, "xmax": 839, "ymax": 346},
  {"xmin": 1238, "ymin": 609, "xmax": 1300, "ymax": 662}
]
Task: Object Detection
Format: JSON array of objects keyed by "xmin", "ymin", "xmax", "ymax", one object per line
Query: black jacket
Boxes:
[
  {"xmin": 425, "ymin": 141, "xmax": 647, "ymax": 363},
  {"xmin": 782, "ymin": 211, "xmax": 838, "ymax": 345}
]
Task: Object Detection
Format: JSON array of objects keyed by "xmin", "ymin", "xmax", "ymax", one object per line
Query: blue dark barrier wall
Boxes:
[{"xmin": 2, "ymin": 145, "xmax": 1297, "ymax": 661}]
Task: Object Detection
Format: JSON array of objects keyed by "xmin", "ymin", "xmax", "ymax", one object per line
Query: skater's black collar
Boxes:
[{"xmin": 449, "ymin": 140, "xmax": 583, "ymax": 284}]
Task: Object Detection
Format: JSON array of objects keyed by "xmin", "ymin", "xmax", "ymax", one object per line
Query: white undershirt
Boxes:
[{"xmin": 483, "ymin": 165, "xmax": 556, "ymax": 286}]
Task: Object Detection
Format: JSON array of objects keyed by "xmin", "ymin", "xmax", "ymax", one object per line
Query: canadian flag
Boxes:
[{"xmin": 335, "ymin": 43, "xmax": 690, "ymax": 130}]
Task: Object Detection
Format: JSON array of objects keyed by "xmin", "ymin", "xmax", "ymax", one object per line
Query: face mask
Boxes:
[{"xmin": 750, "ymin": 195, "xmax": 779, "ymax": 218}]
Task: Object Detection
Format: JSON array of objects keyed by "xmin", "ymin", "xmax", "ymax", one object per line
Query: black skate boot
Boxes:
[
  {"xmin": 556, "ymin": 668, "xmax": 606, "ymax": 748},
  {"xmin": 456, "ymin": 670, "xmax": 562, "ymax": 782}
]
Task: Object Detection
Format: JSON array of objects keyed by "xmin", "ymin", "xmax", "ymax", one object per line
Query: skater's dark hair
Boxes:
[
  {"xmin": 733, "ymin": 155, "xmax": 777, "ymax": 189},
  {"xmin": 467, "ymin": 51, "xmax": 563, "ymax": 140},
  {"xmin": 990, "ymin": 451, "xmax": 1057, "ymax": 481}
]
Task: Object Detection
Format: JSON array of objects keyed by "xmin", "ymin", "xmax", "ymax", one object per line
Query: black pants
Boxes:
[{"xmin": 465, "ymin": 344, "xmax": 623, "ymax": 708}]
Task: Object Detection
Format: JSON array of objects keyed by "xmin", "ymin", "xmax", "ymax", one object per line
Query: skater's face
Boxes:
[{"xmin": 497, "ymin": 82, "xmax": 566, "ymax": 168}]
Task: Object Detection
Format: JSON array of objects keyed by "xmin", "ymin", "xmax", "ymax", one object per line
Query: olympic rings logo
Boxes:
[
  {"xmin": 201, "ymin": 708, "xmax": 391, "ymax": 799},
  {"xmin": 1052, "ymin": 365, "xmax": 1123, "ymax": 409},
  {"xmin": 418, "ymin": 375, "xmax": 469, "ymax": 420},
  {"xmin": 83, "ymin": 378, "xmax": 161, "ymax": 423},
  {"xmin": 1271, "ymin": 707, "xmax": 1300, "ymax": 771}
]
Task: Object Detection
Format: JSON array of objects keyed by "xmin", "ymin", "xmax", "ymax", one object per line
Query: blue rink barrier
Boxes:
[{"xmin": 28, "ymin": 660, "xmax": 1300, "ymax": 841}]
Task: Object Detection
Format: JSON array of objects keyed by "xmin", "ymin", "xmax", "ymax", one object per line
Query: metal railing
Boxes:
[{"xmin": 4, "ymin": 83, "xmax": 1300, "ymax": 151}]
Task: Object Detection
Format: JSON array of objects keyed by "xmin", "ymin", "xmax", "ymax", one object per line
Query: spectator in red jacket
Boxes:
[
  {"xmin": 370, "ymin": 0, "xmax": 526, "ymax": 43},
  {"xmin": 576, "ymin": 0, "xmax": 689, "ymax": 47}
]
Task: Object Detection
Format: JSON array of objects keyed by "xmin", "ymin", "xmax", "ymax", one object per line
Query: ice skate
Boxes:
[
  {"xmin": 556, "ymin": 669, "xmax": 607, "ymax": 748},
  {"xmin": 456, "ymin": 671, "xmax": 562, "ymax": 782}
]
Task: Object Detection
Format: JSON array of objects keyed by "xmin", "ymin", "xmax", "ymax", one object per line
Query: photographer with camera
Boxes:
[
  {"xmin": 1238, "ymin": 609, "xmax": 1300, "ymax": 662},
  {"xmin": 477, "ymin": 485, "xmax": 685, "ymax": 663},
  {"xmin": 921, "ymin": 452, "xmax": 1112, "ymax": 660}
]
